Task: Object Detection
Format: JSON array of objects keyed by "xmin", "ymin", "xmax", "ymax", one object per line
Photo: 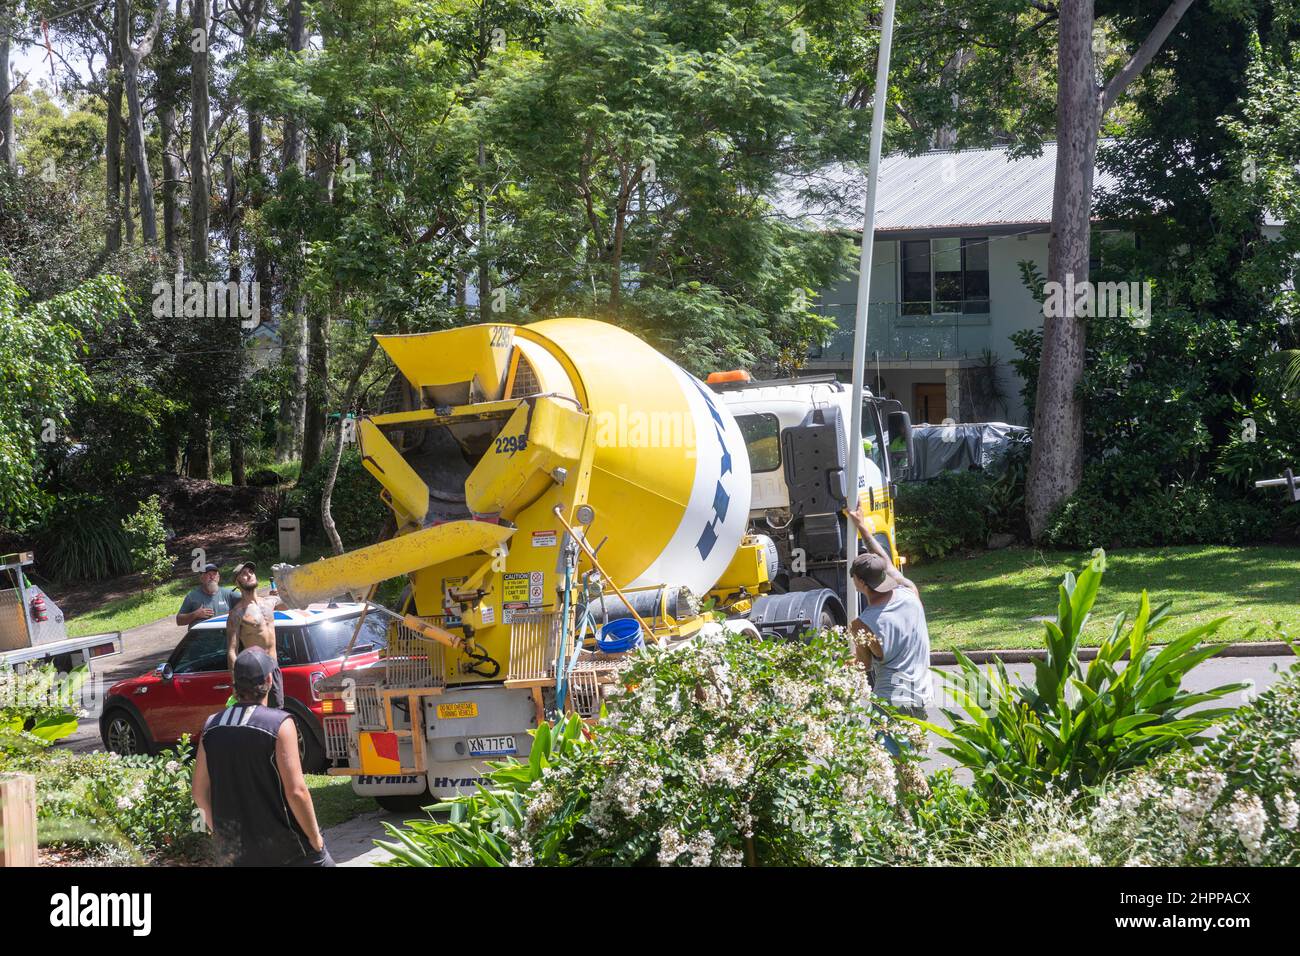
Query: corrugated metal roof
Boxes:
[{"xmin": 775, "ymin": 142, "xmax": 1121, "ymax": 233}]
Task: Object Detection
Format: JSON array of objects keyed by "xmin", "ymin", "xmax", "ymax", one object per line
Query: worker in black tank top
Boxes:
[{"xmin": 192, "ymin": 647, "xmax": 333, "ymax": 866}]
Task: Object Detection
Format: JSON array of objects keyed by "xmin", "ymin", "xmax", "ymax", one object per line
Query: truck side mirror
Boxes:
[{"xmin": 886, "ymin": 409, "xmax": 915, "ymax": 478}]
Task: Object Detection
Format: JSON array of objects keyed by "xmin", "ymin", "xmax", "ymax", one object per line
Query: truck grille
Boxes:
[
  {"xmin": 384, "ymin": 621, "xmax": 446, "ymax": 690},
  {"xmin": 323, "ymin": 716, "xmax": 351, "ymax": 760},
  {"xmin": 356, "ymin": 686, "xmax": 387, "ymax": 730},
  {"xmin": 506, "ymin": 610, "xmax": 566, "ymax": 686}
]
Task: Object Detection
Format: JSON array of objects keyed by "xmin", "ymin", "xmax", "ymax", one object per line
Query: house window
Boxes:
[{"xmin": 898, "ymin": 238, "xmax": 990, "ymax": 315}]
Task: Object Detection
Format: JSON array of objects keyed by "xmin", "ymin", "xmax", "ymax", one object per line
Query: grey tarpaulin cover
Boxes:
[{"xmin": 904, "ymin": 422, "xmax": 1030, "ymax": 481}]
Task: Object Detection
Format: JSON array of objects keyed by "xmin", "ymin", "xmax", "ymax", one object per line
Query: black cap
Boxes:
[
  {"xmin": 850, "ymin": 553, "xmax": 898, "ymax": 593},
  {"xmin": 235, "ymin": 560, "xmax": 257, "ymax": 575},
  {"xmin": 233, "ymin": 647, "xmax": 275, "ymax": 694},
  {"xmin": 202, "ymin": 563, "xmax": 220, "ymax": 573}
]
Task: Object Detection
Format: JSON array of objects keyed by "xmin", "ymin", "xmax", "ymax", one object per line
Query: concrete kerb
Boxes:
[{"xmin": 930, "ymin": 640, "xmax": 1296, "ymax": 666}]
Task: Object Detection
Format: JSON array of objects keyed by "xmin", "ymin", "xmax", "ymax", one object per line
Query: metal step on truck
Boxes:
[{"xmin": 1, "ymin": 552, "xmax": 122, "ymax": 674}]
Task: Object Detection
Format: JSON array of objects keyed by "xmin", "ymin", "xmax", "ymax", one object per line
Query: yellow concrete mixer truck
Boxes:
[{"xmin": 273, "ymin": 318, "xmax": 913, "ymax": 809}]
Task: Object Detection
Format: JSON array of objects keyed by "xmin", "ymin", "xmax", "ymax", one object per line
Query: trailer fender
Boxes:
[{"xmin": 744, "ymin": 588, "xmax": 845, "ymax": 641}]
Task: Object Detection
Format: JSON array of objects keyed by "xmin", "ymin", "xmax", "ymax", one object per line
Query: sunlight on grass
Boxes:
[
  {"xmin": 306, "ymin": 774, "xmax": 374, "ymax": 829},
  {"xmin": 909, "ymin": 545, "xmax": 1300, "ymax": 651}
]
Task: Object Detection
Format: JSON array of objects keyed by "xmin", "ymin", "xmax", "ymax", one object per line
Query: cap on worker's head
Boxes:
[
  {"xmin": 235, "ymin": 560, "xmax": 257, "ymax": 575},
  {"xmin": 850, "ymin": 553, "xmax": 897, "ymax": 593},
  {"xmin": 202, "ymin": 563, "xmax": 220, "ymax": 574},
  {"xmin": 233, "ymin": 647, "xmax": 275, "ymax": 698}
]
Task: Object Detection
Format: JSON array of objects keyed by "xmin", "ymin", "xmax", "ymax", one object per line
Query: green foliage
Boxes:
[
  {"xmin": 0, "ymin": 268, "xmax": 126, "ymax": 529},
  {"xmin": 381, "ymin": 630, "xmax": 929, "ymax": 866},
  {"xmin": 377, "ymin": 713, "xmax": 595, "ymax": 867},
  {"xmin": 33, "ymin": 494, "xmax": 134, "ymax": 582},
  {"xmin": 1042, "ymin": 477, "xmax": 1284, "ymax": 550},
  {"xmin": 895, "ymin": 472, "xmax": 993, "ymax": 560},
  {"xmin": 2, "ymin": 739, "xmax": 201, "ymax": 855},
  {"xmin": 926, "ymin": 549, "xmax": 1246, "ymax": 800},
  {"xmin": 0, "ymin": 664, "xmax": 88, "ymax": 751},
  {"xmin": 121, "ymin": 494, "xmax": 174, "ymax": 585},
  {"xmin": 281, "ymin": 447, "xmax": 390, "ymax": 549}
]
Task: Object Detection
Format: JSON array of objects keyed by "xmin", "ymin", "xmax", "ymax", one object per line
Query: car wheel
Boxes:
[
  {"xmin": 291, "ymin": 712, "xmax": 329, "ymax": 774},
  {"xmin": 103, "ymin": 709, "xmax": 150, "ymax": 756},
  {"xmin": 375, "ymin": 791, "xmax": 434, "ymax": 813}
]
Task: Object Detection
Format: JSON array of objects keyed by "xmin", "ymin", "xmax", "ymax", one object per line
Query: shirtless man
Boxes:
[{"xmin": 226, "ymin": 561, "xmax": 286, "ymax": 708}]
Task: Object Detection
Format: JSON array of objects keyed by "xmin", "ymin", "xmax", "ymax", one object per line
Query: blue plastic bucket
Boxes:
[{"xmin": 597, "ymin": 617, "xmax": 644, "ymax": 654}]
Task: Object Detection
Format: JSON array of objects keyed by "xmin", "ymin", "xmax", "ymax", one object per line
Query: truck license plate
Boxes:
[
  {"xmin": 468, "ymin": 735, "xmax": 516, "ymax": 756},
  {"xmin": 437, "ymin": 702, "xmax": 478, "ymax": 719}
]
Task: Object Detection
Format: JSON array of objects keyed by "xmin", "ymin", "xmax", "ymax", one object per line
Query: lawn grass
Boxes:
[
  {"xmin": 65, "ymin": 577, "xmax": 194, "ymax": 637},
  {"xmin": 908, "ymin": 544, "xmax": 1300, "ymax": 651},
  {"xmin": 65, "ymin": 539, "xmax": 337, "ymax": 638},
  {"xmin": 306, "ymin": 774, "xmax": 376, "ymax": 829}
]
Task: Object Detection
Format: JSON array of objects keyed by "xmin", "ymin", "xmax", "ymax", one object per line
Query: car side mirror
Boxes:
[{"xmin": 156, "ymin": 662, "xmax": 174, "ymax": 681}]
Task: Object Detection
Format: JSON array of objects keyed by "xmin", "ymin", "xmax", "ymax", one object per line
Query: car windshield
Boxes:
[{"xmin": 304, "ymin": 613, "xmax": 389, "ymax": 661}]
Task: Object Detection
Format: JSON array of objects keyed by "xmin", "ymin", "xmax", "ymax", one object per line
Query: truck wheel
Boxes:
[
  {"xmin": 291, "ymin": 712, "xmax": 329, "ymax": 774},
  {"xmin": 103, "ymin": 709, "xmax": 150, "ymax": 757},
  {"xmin": 375, "ymin": 791, "xmax": 434, "ymax": 813}
]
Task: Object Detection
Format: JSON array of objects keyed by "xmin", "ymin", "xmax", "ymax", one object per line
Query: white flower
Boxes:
[
  {"xmin": 164, "ymin": 760, "xmax": 180, "ymax": 773},
  {"xmin": 684, "ymin": 830, "xmax": 716, "ymax": 866},
  {"xmin": 1290, "ymin": 740, "xmax": 1300, "ymax": 775},
  {"xmin": 1273, "ymin": 792, "xmax": 1299, "ymax": 832},
  {"xmin": 116, "ymin": 796, "xmax": 133, "ymax": 810},
  {"xmin": 1225, "ymin": 791, "xmax": 1268, "ymax": 862},
  {"xmin": 1030, "ymin": 830, "xmax": 1099, "ymax": 866},
  {"xmin": 657, "ymin": 826, "xmax": 686, "ymax": 866}
]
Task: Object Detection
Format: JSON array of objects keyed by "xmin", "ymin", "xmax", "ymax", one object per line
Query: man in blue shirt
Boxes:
[
  {"xmin": 176, "ymin": 563, "xmax": 239, "ymax": 627},
  {"xmin": 845, "ymin": 508, "xmax": 933, "ymax": 719}
]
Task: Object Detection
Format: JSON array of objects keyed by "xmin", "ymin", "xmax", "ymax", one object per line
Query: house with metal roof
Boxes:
[{"xmin": 778, "ymin": 142, "xmax": 1125, "ymax": 426}]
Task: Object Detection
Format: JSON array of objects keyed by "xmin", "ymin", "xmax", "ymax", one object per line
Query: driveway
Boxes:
[{"xmin": 65, "ymin": 615, "xmax": 187, "ymax": 754}]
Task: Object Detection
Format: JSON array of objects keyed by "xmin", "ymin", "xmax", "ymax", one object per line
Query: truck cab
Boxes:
[{"xmin": 710, "ymin": 372, "xmax": 913, "ymax": 621}]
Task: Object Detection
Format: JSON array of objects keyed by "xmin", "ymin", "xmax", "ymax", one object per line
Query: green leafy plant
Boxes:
[
  {"xmin": 896, "ymin": 471, "xmax": 992, "ymax": 560},
  {"xmin": 381, "ymin": 630, "xmax": 930, "ymax": 867},
  {"xmin": 34, "ymin": 494, "xmax": 134, "ymax": 582},
  {"xmin": 121, "ymin": 494, "xmax": 173, "ymax": 585},
  {"xmin": 926, "ymin": 549, "xmax": 1246, "ymax": 799},
  {"xmin": 377, "ymin": 714, "xmax": 593, "ymax": 867},
  {"xmin": 0, "ymin": 663, "xmax": 88, "ymax": 751}
]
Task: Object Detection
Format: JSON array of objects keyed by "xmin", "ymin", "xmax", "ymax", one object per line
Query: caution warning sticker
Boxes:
[{"xmin": 531, "ymin": 530, "xmax": 557, "ymax": 547}]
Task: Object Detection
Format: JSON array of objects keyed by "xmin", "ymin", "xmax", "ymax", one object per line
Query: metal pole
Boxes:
[{"xmin": 845, "ymin": 0, "xmax": 898, "ymax": 620}]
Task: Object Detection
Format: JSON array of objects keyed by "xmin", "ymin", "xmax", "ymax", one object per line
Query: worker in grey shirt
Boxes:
[
  {"xmin": 845, "ymin": 508, "xmax": 933, "ymax": 718},
  {"xmin": 177, "ymin": 563, "xmax": 239, "ymax": 627}
]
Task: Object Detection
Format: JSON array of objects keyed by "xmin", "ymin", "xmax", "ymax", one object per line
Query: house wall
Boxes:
[{"xmin": 815, "ymin": 232, "xmax": 1049, "ymax": 425}]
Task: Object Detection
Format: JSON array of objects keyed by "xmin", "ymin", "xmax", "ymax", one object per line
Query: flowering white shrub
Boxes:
[
  {"xmin": 950, "ymin": 665, "xmax": 1300, "ymax": 867},
  {"xmin": 519, "ymin": 629, "xmax": 927, "ymax": 866},
  {"xmin": 386, "ymin": 629, "xmax": 931, "ymax": 866}
]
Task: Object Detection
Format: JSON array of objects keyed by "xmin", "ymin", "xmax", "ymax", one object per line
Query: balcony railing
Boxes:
[{"xmin": 809, "ymin": 302, "xmax": 992, "ymax": 362}]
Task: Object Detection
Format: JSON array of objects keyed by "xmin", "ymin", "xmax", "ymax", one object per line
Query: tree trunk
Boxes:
[
  {"xmin": 276, "ymin": 0, "xmax": 309, "ymax": 464},
  {"xmin": 190, "ymin": 0, "xmax": 210, "ymax": 269},
  {"xmin": 321, "ymin": 338, "xmax": 380, "ymax": 556},
  {"xmin": 187, "ymin": 415, "xmax": 212, "ymax": 479},
  {"xmin": 226, "ymin": 153, "xmax": 246, "ymax": 486},
  {"xmin": 1024, "ymin": 0, "xmax": 1196, "ymax": 540},
  {"xmin": 105, "ymin": 23, "xmax": 122, "ymax": 252},
  {"xmin": 302, "ymin": 142, "xmax": 336, "ymax": 474},
  {"xmin": 123, "ymin": 155, "xmax": 135, "ymax": 244},
  {"xmin": 118, "ymin": 0, "xmax": 165, "ymax": 246},
  {"xmin": 160, "ymin": 102, "xmax": 182, "ymax": 256},
  {"xmin": 1, "ymin": 26, "xmax": 15, "ymax": 174},
  {"xmin": 1025, "ymin": 0, "xmax": 1096, "ymax": 540}
]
